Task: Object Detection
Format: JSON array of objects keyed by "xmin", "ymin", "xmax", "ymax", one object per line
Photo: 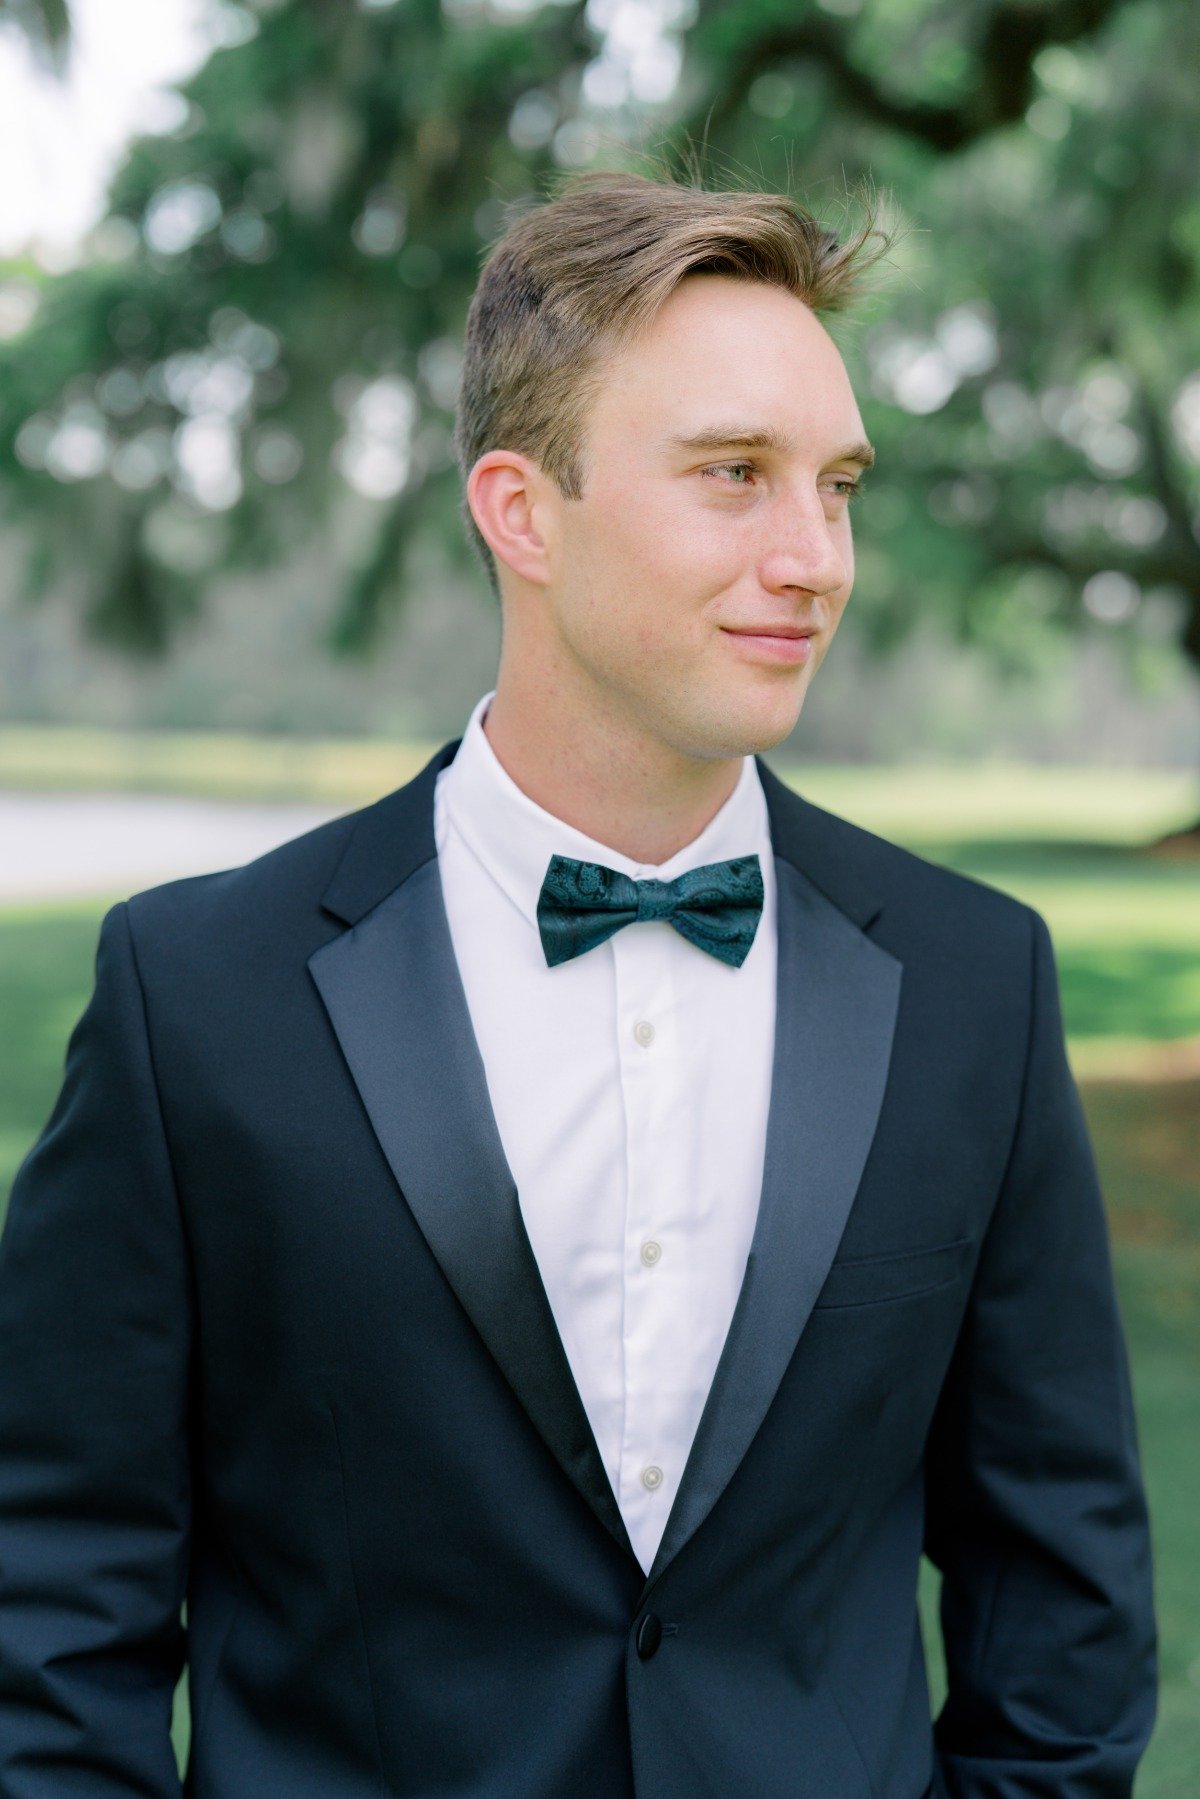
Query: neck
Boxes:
[{"xmin": 482, "ymin": 661, "xmax": 743, "ymax": 868}]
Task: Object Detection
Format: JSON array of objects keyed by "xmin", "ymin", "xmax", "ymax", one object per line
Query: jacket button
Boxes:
[{"xmin": 635, "ymin": 1613, "xmax": 663, "ymax": 1660}]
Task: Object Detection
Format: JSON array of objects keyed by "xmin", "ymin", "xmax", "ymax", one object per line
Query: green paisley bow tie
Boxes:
[{"xmin": 536, "ymin": 852, "xmax": 764, "ymax": 969}]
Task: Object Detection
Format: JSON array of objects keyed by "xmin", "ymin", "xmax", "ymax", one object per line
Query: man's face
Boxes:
[{"xmin": 535, "ymin": 273, "xmax": 873, "ymax": 761}]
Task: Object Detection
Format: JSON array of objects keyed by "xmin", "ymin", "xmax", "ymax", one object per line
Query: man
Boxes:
[{"xmin": 0, "ymin": 169, "xmax": 1156, "ymax": 1795}]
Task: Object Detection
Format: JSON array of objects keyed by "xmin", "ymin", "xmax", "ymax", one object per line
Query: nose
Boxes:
[{"xmin": 761, "ymin": 499, "xmax": 848, "ymax": 599}]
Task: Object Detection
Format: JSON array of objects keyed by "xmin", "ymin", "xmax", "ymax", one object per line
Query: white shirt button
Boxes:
[
  {"xmin": 640, "ymin": 1240, "xmax": 662, "ymax": 1267},
  {"xmin": 633, "ymin": 1019, "xmax": 656, "ymax": 1047},
  {"xmin": 641, "ymin": 1465, "xmax": 664, "ymax": 1492}
]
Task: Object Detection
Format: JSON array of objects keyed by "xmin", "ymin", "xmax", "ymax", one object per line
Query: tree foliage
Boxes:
[
  {"xmin": 0, "ymin": 0, "xmax": 1197, "ymax": 699},
  {"xmin": 0, "ymin": 0, "xmax": 69, "ymax": 58}
]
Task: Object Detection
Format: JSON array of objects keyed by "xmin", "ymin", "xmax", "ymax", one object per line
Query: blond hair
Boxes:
[{"xmin": 454, "ymin": 164, "xmax": 893, "ymax": 597}]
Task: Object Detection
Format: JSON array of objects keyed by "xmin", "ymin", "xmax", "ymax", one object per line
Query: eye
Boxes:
[
  {"xmin": 700, "ymin": 462, "xmax": 868, "ymax": 501},
  {"xmin": 700, "ymin": 460, "xmax": 759, "ymax": 486}
]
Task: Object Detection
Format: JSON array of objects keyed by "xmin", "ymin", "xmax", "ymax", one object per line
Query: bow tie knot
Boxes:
[
  {"xmin": 536, "ymin": 852, "xmax": 764, "ymax": 969},
  {"xmin": 633, "ymin": 879, "xmax": 677, "ymax": 924}
]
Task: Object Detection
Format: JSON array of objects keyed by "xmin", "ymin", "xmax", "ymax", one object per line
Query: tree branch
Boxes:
[{"xmin": 689, "ymin": 0, "xmax": 1126, "ymax": 153}]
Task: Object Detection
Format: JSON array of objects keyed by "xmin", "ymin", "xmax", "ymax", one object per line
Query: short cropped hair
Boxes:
[{"xmin": 453, "ymin": 165, "xmax": 892, "ymax": 598}]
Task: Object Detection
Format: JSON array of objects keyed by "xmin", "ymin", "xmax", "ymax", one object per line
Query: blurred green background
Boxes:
[{"xmin": 0, "ymin": 0, "xmax": 1197, "ymax": 1790}]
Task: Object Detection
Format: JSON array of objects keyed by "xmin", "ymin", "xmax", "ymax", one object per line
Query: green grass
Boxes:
[
  {"xmin": 794, "ymin": 762, "xmax": 1200, "ymax": 848},
  {"xmin": 0, "ymin": 904, "xmax": 109, "ymax": 1202},
  {"xmin": 0, "ymin": 724, "xmax": 439, "ymax": 804},
  {"xmin": 1, "ymin": 755, "xmax": 1197, "ymax": 1791}
]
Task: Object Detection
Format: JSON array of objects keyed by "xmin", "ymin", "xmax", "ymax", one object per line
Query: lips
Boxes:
[
  {"xmin": 722, "ymin": 625, "xmax": 817, "ymax": 639},
  {"xmin": 721, "ymin": 625, "xmax": 815, "ymax": 665}
]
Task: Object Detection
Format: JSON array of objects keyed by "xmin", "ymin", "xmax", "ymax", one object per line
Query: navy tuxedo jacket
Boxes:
[{"xmin": 0, "ymin": 744, "xmax": 1157, "ymax": 1796}]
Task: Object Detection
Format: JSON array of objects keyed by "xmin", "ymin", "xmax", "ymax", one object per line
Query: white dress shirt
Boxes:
[{"xmin": 433, "ymin": 690, "xmax": 778, "ymax": 1572}]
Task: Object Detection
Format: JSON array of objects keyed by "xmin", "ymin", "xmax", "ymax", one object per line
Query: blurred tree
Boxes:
[
  {"xmin": 2, "ymin": 0, "xmax": 597, "ymax": 651},
  {"xmin": 0, "ymin": 0, "xmax": 68, "ymax": 58},
  {"xmin": 683, "ymin": 0, "xmax": 1200, "ymax": 717},
  {"xmin": 0, "ymin": 0, "xmax": 1197, "ymax": 806}
]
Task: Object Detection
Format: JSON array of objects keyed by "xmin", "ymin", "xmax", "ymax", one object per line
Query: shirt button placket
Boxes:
[{"xmin": 613, "ymin": 917, "xmax": 673, "ymax": 1539}]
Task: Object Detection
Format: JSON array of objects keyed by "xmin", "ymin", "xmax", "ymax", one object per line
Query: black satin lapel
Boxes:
[
  {"xmin": 308, "ymin": 859, "xmax": 633, "ymax": 1560},
  {"xmin": 645, "ymin": 855, "xmax": 902, "ymax": 1588}
]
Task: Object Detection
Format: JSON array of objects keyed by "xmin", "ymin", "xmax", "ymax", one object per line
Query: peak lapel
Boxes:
[
  {"xmin": 309, "ymin": 743, "xmax": 633, "ymax": 1562},
  {"xmin": 644, "ymin": 777, "xmax": 902, "ymax": 1590}
]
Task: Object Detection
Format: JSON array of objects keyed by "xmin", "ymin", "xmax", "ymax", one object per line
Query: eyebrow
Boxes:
[{"xmin": 660, "ymin": 425, "xmax": 876, "ymax": 470}]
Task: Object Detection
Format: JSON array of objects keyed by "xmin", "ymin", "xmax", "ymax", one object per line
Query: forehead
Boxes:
[{"xmin": 590, "ymin": 274, "xmax": 863, "ymax": 448}]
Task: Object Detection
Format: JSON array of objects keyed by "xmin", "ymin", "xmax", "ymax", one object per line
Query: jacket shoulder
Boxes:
[
  {"xmin": 121, "ymin": 802, "xmax": 362, "ymax": 946},
  {"xmin": 119, "ymin": 741, "xmax": 454, "ymax": 959}
]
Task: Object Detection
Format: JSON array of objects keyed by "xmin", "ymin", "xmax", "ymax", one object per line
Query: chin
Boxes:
[
  {"xmin": 734, "ymin": 680, "xmax": 809, "ymax": 752},
  {"xmin": 682, "ymin": 688, "xmax": 807, "ymax": 762}
]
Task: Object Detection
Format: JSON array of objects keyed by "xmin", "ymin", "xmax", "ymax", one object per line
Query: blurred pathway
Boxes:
[{"xmin": 0, "ymin": 792, "xmax": 342, "ymax": 903}]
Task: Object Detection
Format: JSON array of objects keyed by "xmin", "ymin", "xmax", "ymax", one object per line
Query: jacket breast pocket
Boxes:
[{"xmin": 813, "ymin": 1235, "xmax": 973, "ymax": 1309}]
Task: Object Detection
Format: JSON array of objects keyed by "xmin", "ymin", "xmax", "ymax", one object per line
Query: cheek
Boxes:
[
  {"xmin": 564, "ymin": 572, "xmax": 697, "ymax": 687},
  {"xmin": 626, "ymin": 510, "xmax": 716, "ymax": 583},
  {"xmin": 601, "ymin": 478, "xmax": 742, "ymax": 575}
]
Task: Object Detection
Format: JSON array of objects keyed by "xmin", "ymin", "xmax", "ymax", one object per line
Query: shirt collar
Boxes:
[{"xmin": 439, "ymin": 689, "xmax": 772, "ymax": 927}]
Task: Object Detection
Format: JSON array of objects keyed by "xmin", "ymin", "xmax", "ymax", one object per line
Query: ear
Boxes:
[{"xmin": 466, "ymin": 450, "xmax": 554, "ymax": 588}]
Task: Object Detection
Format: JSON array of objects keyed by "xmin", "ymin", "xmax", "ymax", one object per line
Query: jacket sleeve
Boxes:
[
  {"xmin": 924, "ymin": 905, "xmax": 1158, "ymax": 1797},
  {"xmin": 0, "ymin": 901, "xmax": 191, "ymax": 1796}
]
